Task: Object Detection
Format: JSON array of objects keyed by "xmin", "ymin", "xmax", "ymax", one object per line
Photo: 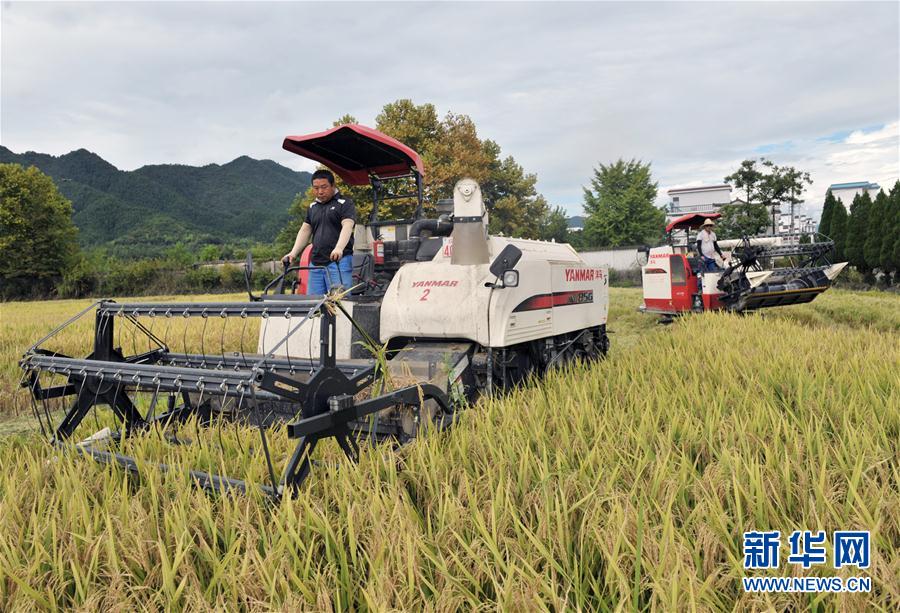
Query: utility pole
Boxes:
[{"xmin": 790, "ymin": 185, "xmax": 795, "ymax": 235}]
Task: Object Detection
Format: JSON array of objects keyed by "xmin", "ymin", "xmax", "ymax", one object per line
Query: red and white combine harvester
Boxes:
[{"xmin": 639, "ymin": 213, "xmax": 847, "ymax": 318}]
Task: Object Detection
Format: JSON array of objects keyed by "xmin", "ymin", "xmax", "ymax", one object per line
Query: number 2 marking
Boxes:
[{"xmin": 420, "ymin": 289, "xmax": 431, "ymax": 301}]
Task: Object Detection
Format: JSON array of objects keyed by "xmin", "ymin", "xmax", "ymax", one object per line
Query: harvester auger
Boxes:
[
  {"xmin": 20, "ymin": 291, "xmax": 454, "ymax": 498},
  {"xmin": 21, "ymin": 124, "xmax": 611, "ymax": 498}
]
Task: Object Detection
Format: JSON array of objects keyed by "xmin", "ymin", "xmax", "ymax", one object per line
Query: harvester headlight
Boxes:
[{"xmin": 502, "ymin": 270, "xmax": 519, "ymax": 288}]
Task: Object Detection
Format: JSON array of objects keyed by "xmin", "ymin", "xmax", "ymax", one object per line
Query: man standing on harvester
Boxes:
[
  {"xmin": 282, "ymin": 169, "xmax": 356, "ymax": 294},
  {"xmin": 696, "ymin": 218, "xmax": 726, "ymax": 272}
]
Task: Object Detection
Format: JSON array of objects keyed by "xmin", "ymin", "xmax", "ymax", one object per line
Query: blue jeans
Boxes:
[
  {"xmin": 308, "ymin": 255, "xmax": 353, "ymax": 294},
  {"xmin": 701, "ymin": 256, "xmax": 720, "ymax": 272}
]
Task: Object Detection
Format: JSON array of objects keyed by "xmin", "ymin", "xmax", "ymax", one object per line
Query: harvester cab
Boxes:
[
  {"xmin": 638, "ymin": 212, "xmax": 847, "ymax": 317},
  {"xmin": 20, "ymin": 125, "xmax": 610, "ymax": 499}
]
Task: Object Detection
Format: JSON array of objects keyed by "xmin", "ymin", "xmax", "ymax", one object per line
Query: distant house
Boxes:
[
  {"xmin": 778, "ymin": 212, "xmax": 816, "ymax": 235},
  {"xmin": 666, "ymin": 184, "xmax": 732, "ymax": 220},
  {"xmin": 828, "ymin": 181, "xmax": 880, "ymax": 204}
]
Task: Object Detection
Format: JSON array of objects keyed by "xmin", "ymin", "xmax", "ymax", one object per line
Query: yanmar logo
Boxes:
[
  {"xmin": 412, "ymin": 280, "xmax": 459, "ymax": 288},
  {"xmin": 564, "ymin": 268, "xmax": 606, "ymax": 282}
]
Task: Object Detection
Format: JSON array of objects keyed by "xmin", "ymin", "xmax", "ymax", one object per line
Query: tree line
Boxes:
[
  {"xmin": 3, "ymin": 98, "xmax": 897, "ymax": 299},
  {"xmin": 818, "ymin": 183, "xmax": 900, "ymax": 280}
]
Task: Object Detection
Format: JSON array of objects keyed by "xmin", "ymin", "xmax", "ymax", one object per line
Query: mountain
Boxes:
[
  {"xmin": 567, "ymin": 215, "xmax": 585, "ymax": 229},
  {"xmin": 0, "ymin": 146, "xmax": 311, "ymax": 258}
]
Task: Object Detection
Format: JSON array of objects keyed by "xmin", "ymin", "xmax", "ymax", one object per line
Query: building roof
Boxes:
[
  {"xmin": 667, "ymin": 184, "xmax": 732, "ymax": 195},
  {"xmin": 829, "ymin": 181, "xmax": 880, "ymax": 190}
]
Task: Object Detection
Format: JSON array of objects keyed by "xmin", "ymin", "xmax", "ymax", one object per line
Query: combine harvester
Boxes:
[
  {"xmin": 20, "ymin": 125, "xmax": 610, "ymax": 498},
  {"xmin": 639, "ymin": 212, "xmax": 847, "ymax": 318}
]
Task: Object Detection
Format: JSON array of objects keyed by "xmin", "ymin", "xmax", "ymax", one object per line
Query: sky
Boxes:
[{"xmin": 2, "ymin": 1, "xmax": 898, "ymax": 221}]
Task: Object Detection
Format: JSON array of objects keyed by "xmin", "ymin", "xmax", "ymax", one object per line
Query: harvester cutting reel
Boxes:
[{"xmin": 19, "ymin": 293, "xmax": 455, "ymax": 499}]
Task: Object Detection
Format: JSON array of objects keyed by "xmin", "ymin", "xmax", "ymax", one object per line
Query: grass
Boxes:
[{"xmin": 0, "ymin": 288, "xmax": 897, "ymax": 610}]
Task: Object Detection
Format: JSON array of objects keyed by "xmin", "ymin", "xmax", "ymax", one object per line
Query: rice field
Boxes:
[{"xmin": 0, "ymin": 288, "xmax": 897, "ymax": 610}]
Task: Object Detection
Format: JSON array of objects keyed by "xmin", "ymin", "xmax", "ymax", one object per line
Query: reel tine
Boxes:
[
  {"xmin": 108, "ymin": 373, "xmax": 122, "ymax": 440},
  {"xmin": 148, "ymin": 380, "xmax": 161, "ymax": 421},
  {"xmin": 191, "ymin": 384, "xmax": 204, "ymax": 449},
  {"xmin": 182, "ymin": 313, "xmax": 190, "ymax": 366},
  {"xmin": 284, "ymin": 317, "xmax": 293, "ymax": 374},
  {"xmin": 219, "ymin": 311, "xmax": 227, "ymax": 369},
  {"xmin": 260, "ymin": 316, "xmax": 269, "ymax": 361},
  {"xmin": 163, "ymin": 309, "xmax": 173, "ymax": 363},
  {"xmin": 128, "ymin": 313, "xmax": 138, "ymax": 360},
  {"xmin": 114, "ymin": 310, "xmax": 122, "ymax": 356},
  {"xmin": 200, "ymin": 312, "xmax": 209, "ymax": 366},
  {"xmin": 233, "ymin": 387, "xmax": 247, "ymax": 455},
  {"xmin": 239, "ymin": 315, "xmax": 250, "ymax": 370},
  {"xmin": 215, "ymin": 392, "xmax": 232, "ymax": 452},
  {"xmin": 90, "ymin": 373, "xmax": 104, "ymax": 435}
]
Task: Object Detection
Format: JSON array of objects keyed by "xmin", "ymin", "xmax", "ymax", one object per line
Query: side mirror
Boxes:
[
  {"xmin": 636, "ymin": 245, "xmax": 650, "ymax": 267},
  {"xmin": 502, "ymin": 270, "xmax": 519, "ymax": 288},
  {"xmin": 244, "ymin": 252, "xmax": 256, "ymax": 301},
  {"xmin": 489, "ymin": 244, "xmax": 522, "ymax": 278}
]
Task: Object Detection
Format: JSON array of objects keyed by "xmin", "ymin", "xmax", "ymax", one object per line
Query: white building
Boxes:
[
  {"xmin": 829, "ymin": 181, "xmax": 880, "ymax": 205},
  {"xmin": 778, "ymin": 212, "xmax": 816, "ymax": 235},
  {"xmin": 666, "ymin": 184, "xmax": 733, "ymax": 220}
]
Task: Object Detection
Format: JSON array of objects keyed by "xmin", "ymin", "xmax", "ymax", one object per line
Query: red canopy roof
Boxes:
[
  {"xmin": 282, "ymin": 124, "xmax": 425, "ymax": 186},
  {"xmin": 665, "ymin": 212, "xmax": 722, "ymax": 233}
]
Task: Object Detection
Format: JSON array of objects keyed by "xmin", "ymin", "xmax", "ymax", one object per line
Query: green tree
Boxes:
[
  {"xmin": 845, "ymin": 192, "xmax": 872, "ymax": 270},
  {"xmin": 164, "ymin": 242, "xmax": 194, "ymax": 267},
  {"xmin": 830, "ymin": 198, "xmax": 848, "ymax": 262},
  {"xmin": 724, "ymin": 159, "xmax": 764, "ymax": 206},
  {"xmin": 0, "ymin": 163, "xmax": 80, "ymax": 297},
  {"xmin": 726, "ymin": 159, "xmax": 812, "ymax": 234},
  {"xmin": 199, "ymin": 244, "xmax": 222, "ymax": 262},
  {"xmin": 582, "ymin": 159, "xmax": 663, "ymax": 247},
  {"xmin": 716, "ymin": 200, "xmax": 770, "ymax": 239},
  {"xmin": 864, "ymin": 190, "xmax": 889, "ymax": 270},
  {"xmin": 565, "ymin": 229, "xmax": 589, "ymax": 251},
  {"xmin": 540, "ymin": 206, "xmax": 570, "ymax": 243},
  {"xmin": 755, "ymin": 161, "xmax": 812, "ymax": 233},
  {"xmin": 882, "ymin": 181, "xmax": 900, "ymax": 277},
  {"xmin": 818, "ymin": 190, "xmax": 836, "ymax": 238},
  {"xmin": 777, "ymin": 166, "xmax": 813, "ymax": 233}
]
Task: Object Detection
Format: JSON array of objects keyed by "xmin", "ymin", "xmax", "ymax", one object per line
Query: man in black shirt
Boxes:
[{"xmin": 282, "ymin": 169, "xmax": 356, "ymax": 294}]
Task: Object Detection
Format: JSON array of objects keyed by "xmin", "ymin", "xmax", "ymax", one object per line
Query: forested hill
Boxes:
[{"xmin": 0, "ymin": 146, "xmax": 311, "ymax": 258}]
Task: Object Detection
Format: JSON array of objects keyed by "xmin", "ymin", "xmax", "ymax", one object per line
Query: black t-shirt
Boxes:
[{"xmin": 304, "ymin": 192, "xmax": 356, "ymax": 265}]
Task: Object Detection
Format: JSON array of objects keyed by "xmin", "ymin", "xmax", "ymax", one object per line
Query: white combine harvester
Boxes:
[{"xmin": 21, "ymin": 125, "xmax": 609, "ymax": 497}]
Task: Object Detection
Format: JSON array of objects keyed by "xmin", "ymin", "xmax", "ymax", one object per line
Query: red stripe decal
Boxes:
[{"xmin": 513, "ymin": 290, "xmax": 593, "ymax": 312}]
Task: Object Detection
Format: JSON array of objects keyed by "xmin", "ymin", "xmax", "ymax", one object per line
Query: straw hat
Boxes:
[{"xmin": 701, "ymin": 218, "xmax": 716, "ymax": 227}]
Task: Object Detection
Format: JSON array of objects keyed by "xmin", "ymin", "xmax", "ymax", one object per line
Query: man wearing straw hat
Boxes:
[{"xmin": 696, "ymin": 218, "xmax": 727, "ymax": 272}]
